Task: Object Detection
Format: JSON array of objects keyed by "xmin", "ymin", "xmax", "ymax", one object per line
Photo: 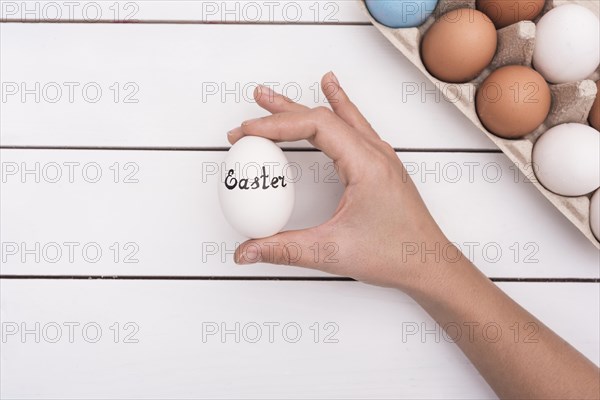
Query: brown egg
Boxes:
[
  {"xmin": 476, "ymin": 65, "xmax": 551, "ymax": 139},
  {"xmin": 421, "ymin": 8, "xmax": 498, "ymax": 83},
  {"xmin": 477, "ymin": 0, "xmax": 545, "ymax": 29},
  {"xmin": 589, "ymin": 81, "xmax": 600, "ymax": 131}
]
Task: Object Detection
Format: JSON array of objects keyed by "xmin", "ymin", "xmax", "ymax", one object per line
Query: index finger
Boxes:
[
  {"xmin": 238, "ymin": 107, "xmax": 362, "ymax": 164},
  {"xmin": 254, "ymin": 85, "xmax": 308, "ymax": 114}
]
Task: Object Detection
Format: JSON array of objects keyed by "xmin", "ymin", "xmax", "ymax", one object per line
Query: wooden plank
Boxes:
[
  {"xmin": 0, "ymin": 0, "xmax": 368, "ymax": 23},
  {"xmin": 0, "ymin": 23, "xmax": 495, "ymax": 150},
  {"xmin": 0, "ymin": 279, "xmax": 597, "ymax": 399},
  {"xmin": 1, "ymin": 149, "xmax": 598, "ymax": 278}
]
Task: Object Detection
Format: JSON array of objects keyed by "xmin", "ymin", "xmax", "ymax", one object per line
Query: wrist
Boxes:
[{"xmin": 392, "ymin": 240, "xmax": 480, "ymax": 300}]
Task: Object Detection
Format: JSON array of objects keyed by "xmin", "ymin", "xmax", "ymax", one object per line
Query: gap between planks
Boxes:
[
  {"xmin": 0, "ymin": 146, "xmax": 503, "ymax": 154},
  {"xmin": 0, "ymin": 275, "xmax": 598, "ymax": 283},
  {"xmin": 0, "ymin": 20, "xmax": 372, "ymax": 26}
]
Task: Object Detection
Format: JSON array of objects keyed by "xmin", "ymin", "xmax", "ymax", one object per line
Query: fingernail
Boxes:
[
  {"xmin": 228, "ymin": 127, "xmax": 243, "ymax": 139},
  {"xmin": 257, "ymin": 85, "xmax": 274, "ymax": 95},
  {"xmin": 329, "ymin": 71, "xmax": 340, "ymax": 86},
  {"xmin": 242, "ymin": 118, "xmax": 260, "ymax": 126},
  {"xmin": 256, "ymin": 85, "xmax": 275, "ymax": 102},
  {"xmin": 237, "ymin": 246, "xmax": 261, "ymax": 265}
]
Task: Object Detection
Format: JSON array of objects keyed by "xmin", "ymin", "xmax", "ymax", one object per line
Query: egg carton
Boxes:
[{"xmin": 359, "ymin": 0, "xmax": 600, "ymax": 248}]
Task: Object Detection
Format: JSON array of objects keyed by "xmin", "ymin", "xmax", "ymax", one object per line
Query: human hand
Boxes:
[
  {"xmin": 231, "ymin": 74, "xmax": 600, "ymax": 398},
  {"xmin": 228, "ymin": 72, "xmax": 462, "ymax": 290}
]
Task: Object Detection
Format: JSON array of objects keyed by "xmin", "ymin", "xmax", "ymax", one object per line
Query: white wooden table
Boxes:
[{"xmin": 1, "ymin": 1, "xmax": 598, "ymax": 398}]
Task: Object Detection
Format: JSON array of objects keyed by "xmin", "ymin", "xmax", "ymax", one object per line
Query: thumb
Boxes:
[{"xmin": 234, "ymin": 227, "xmax": 324, "ymax": 268}]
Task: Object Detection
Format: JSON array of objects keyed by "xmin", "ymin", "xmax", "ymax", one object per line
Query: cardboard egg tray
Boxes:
[{"xmin": 359, "ymin": 0, "xmax": 600, "ymax": 248}]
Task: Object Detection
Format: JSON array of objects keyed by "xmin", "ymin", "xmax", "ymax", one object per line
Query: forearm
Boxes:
[
  {"xmin": 403, "ymin": 252, "xmax": 600, "ymax": 399},
  {"xmin": 231, "ymin": 75, "xmax": 600, "ymax": 398}
]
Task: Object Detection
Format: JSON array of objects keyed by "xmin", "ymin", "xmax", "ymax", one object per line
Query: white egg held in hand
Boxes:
[
  {"xmin": 591, "ymin": 190, "xmax": 600, "ymax": 241},
  {"xmin": 218, "ymin": 136, "xmax": 295, "ymax": 239},
  {"xmin": 533, "ymin": 4, "xmax": 600, "ymax": 84},
  {"xmin": 533, "ymin": 123, "xmax": 600, "ymax": 197}
]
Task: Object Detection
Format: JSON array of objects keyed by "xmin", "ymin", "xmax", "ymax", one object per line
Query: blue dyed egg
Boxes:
[{"xmin": 366, "ymin": 0, "xmax": 439, "ymax": 28}]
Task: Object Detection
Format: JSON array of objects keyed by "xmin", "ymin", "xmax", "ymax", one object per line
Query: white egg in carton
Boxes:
[{"xmin": 359, "ymin": 0, "xmax": 600, "ymax": 248}]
